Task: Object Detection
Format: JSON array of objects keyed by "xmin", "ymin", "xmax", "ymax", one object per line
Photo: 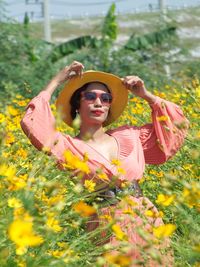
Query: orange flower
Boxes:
[{"xmin": 73, "ymin": 201, "xmax": 96, "ymax": 217}]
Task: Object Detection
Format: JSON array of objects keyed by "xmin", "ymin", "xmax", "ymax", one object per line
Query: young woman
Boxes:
[{"xmin": 21, "ymin": 61, "xmax": 189, "ymax": 266}]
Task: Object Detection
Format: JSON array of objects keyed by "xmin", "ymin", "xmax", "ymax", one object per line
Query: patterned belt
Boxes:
[{"xmin": 95, "ymin": 181, "xmax": 143, "ymax": 205}]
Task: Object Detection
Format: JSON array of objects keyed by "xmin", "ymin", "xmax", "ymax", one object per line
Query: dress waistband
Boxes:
[{"xmin": 95, "ymin": 181, "xmax": 143, "ymax": 205}]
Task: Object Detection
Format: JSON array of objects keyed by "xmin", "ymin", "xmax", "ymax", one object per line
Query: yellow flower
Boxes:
[
  {"xmin": 111, "ymin": 159, "xmax": 121, "ymax": 166},
  {"xmin": 75, "ymin": 161, "xmax": 90, "ymax": 174},
  {"xmin": 130, "ymin": 117, "xmax": 138, "ymax": 125},
  {"xmin": 182, "ymin": 183, "xmax": 200, "ymax": 208},
  {"xmin": 104, "ymin": 252, "xmax": 132, "ymax": 267},
  {"xmin": 16, "ymin": 148, "xmax": 28, "ymax": 159},
  {"xmin": 15, "ymin": 99, "xmax": 29, "ymax": 107},
  {"xmin": 156, "ymin": 115, "xmax": 170, "ymax": 122},
  {"xmin": 183, "ymin": 164, "xmax": 193, "ymax": 170},
  {"xmin": 46, "ymin": 216, "xmax": 62, "ymax": 232},
  {"xmin": 153, "ymin": 224, "xmax": 176, "ymax": 239},
  {"xmin": 145, "ymin": 209, "xmax": 164, "ymax": 218},
  {"xmin": 117, "ymin": 167, "xmax": 126, "ymax": 175},
  {"xmin": 57, "ymin": 241, "xmax": 68, "ymax": 248},
  {"xmin": 97, "ymin": 172, "xmax": 109, "ymax": 181},
  {"xmin": 0, "ymin": 164, "xmax": 16, "ymax": 179},
  {"xmin": 122, "ymin": 207, "xmax": 135, "ymax": 216},
  {"xmin": 5, "ymin": 132, "xmax": 15, "ymax": 145},
  {"xmin": 8, "ymin": 198, "xmax": 23, "ymax": 208},
  {"xmin": 8, "ymin": 219, "xmax": 44, "ymax": 255},
  {"xmin": 7, "ymin": 106, "xmax": 20, "ymax": 116},
  {"xmin": 84, "ymin": 180, "xmax": 96, "ymax": 192},
  {"xmin": 48, "ymin": 195, "xmax": 65, "ymax": 206},
  {"xmin": 16, "ymin": 247, "xmax": 28, "ymax": 256},
  {"xmin": 112, "ymin": 224, "xmax": 128, "ymax": 241},
  {"xmin": 73, "ymin": 201, "xmax": 96, "ymax": 217},
  {"xmin": 15, "ymin": 94, "xmax": 23, "ymax": 99},
  {"xmin": 99, "ymin": 214, "xmax": 112, "ymax": 222},
  {"xmin": 63, "ymin": 150, "xmax": 74, "ymax": 164},
  {"xmin": 0, "ymin": 113, "xmax": 6, "ymax": 123},
  {"xmin": 16, "ymin": 259, "xmax": 26, "ymax": 267},
  {"xmin": 64, "ymin": 150, "xmax": 90, "ymax": 174},
  {"xmin": 156, "ymin": 194, "xmax": 175, "ymax": 206},
  {"xmin": 48, "ymin": 246, "xmax": 75, "ymax": 259},
  {"xmin": 122, "ymin": 196, "xmax": 137, "ymax": 207},
  {"xmin": 13, "ymin": 208, "xmax": 33, "ymax": 222},
  {"xmin": 156, "ymin": 171, "xmax": 164, "ymax": 178},
  {"xmin": 7, "ymin": 174, "xmax": 28, "ymax": 191},
  {"xmin": 195, "ymin": 85, "xmax": 200, "ymax": 98},
  {"xmin": 83, "ymin": 152, "xmax": 89, "ymax": 162},
  {"xmin": 47, "ymin": 249, "xmax": 65, "ymax": 258}
]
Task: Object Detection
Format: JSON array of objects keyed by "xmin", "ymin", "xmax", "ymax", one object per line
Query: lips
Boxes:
[{"xmin": 91, "ymin": 110, "xmax": 104, "ymax": 116}]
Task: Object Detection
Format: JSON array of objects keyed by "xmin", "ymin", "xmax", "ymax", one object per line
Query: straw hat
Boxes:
[{"xmin": 56, "ymin": 70, "xmax": 128, "ymax": 127}]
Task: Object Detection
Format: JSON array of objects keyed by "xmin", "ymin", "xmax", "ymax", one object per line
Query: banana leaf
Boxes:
[
  {"xmin": 124, "ymin": 25, "xmax": 176, "ymax": 51},
  {"xmin": 49, "ymin": 35, "xmax": 98, "ymax": 62}
]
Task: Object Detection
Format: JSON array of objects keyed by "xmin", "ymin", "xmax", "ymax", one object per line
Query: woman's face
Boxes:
[{"xmin": 78, "ymin": 82, "xmax": 111, "ymax": 126}]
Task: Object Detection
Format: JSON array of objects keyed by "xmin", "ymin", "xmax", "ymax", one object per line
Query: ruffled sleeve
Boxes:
[
  {"xmin": 20, "ymin": 91, "xmax": 67, "ymax": 160},
  {"xmin": 139, "ymin": 96, "xmax": 189, "ymax": 164}
]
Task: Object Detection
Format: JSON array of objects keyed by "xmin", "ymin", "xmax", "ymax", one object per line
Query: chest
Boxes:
[{"xmin": 84, "ymin": 136, "xmax": 119, "ymax": 162}]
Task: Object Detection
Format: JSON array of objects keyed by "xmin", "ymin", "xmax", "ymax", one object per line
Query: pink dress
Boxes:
[{"xmin": 21, "ymin": 91, "xmax": 189, "ymax": 266}]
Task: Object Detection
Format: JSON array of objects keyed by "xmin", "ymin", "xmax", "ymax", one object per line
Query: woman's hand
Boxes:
[
  {"xmin": 122, "ymin": 75, "xmax": 156, "ymax": 104},
  {"xmin": 122, "ymin": 75, "xmax": 148, "ymax": 98},
  {"xmin": 43, "ymin": 61, "xmax": 84, "ymax": 97},
  {"xmin": 53, "ymin": 61, "xmax": 84, "ymax": 86}
]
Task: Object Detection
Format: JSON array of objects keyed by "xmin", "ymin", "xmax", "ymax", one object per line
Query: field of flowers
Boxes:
[{"xmin": 0, "ymin": 78, "xmax": 199, "ymax": 267}]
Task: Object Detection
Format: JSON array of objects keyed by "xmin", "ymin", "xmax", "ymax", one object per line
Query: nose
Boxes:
[{"xmin": 93, "ymin": 97, "xmax": 102, "ymax": 106}]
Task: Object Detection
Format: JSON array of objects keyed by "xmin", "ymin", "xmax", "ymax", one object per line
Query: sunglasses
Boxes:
[{"xmin": 81, "ymin": 91, "xmax": 112, "ymax": 105}]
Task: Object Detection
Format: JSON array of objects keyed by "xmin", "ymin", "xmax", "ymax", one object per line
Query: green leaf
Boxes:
[
  {"xmin": 125, "ymin": 25, "xmax": 177, "ymax": 51},
  {"xmin": 101, "ymin": 3, "xmax": 117, "ymax": 44},
  {"xmin": 48, "ymin": 35, "xmax": 98, "ymax": 62}
]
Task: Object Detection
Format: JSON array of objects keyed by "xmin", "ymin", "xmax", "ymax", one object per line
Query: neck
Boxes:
[{"xmin": 78, "ymin": 124, "xmax": 106, "ymax": 141}]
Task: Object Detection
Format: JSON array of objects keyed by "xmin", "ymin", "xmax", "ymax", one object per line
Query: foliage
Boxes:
[
  {"xmin": 124, "ymin": 25, "xmax": 177, "ymax": 51},
  {"xmin": 0, "ymin": 21, "xmax": 55, "ymax": 98},
  {"xmin": 49, "ymin": 36, "xmax": 98, "ymax": 63},
  {"xmin": 101, "ymin": 3, "xmax": 117, "ymax": 45},
  {"xmin": 1, "ymin": 2, "xmax": 198, "ymax": 99}
]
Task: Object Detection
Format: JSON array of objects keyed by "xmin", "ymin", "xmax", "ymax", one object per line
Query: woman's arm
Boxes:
[
  {"xmin": 43, "ymin": 61, "xmax": 84, "ymax": 97},
  {"xmin": 122, "ymin": 75, "xmax": 156, "ymax": 104},
  {"xmin": 20, "ymin": 61, "xmax": 84, "ymax": 159},
  {"xmin": 122, "ymin": 75, "xmax": 189, "ymax": 164}
]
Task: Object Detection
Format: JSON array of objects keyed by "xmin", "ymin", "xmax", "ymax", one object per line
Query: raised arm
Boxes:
[
  {"xmin": 122, "ymin": 75, "xmax": 189, "ymax": 164},
  {"xmin": 43, "ymin": 61, "xmax": 84, "ymax": 97},
  {"xmin": 20, "ymin": 61, "xmax": 84, "ymax": 158}
]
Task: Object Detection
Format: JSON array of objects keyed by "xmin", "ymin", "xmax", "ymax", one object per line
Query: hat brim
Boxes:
[{"xmin": 56, "ymin": 70, "xmax": 128, "ymax": 127}]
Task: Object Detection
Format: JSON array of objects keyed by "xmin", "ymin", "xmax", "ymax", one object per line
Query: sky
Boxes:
[{"xmin": 2, "ymin": 0, "xmax": 200, "ymax": 21}]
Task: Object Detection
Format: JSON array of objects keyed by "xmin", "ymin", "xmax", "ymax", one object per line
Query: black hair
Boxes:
[{"xmin": 70, "ymin": 82, "xmax": 110, "ymax": 120}]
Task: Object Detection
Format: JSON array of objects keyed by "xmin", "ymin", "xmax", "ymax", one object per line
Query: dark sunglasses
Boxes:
[{"xmin": 81, "ymin": 91, "xmax": 112, "ymax": 105}]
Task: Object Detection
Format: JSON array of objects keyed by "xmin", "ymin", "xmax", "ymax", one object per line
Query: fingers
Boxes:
[
  {"xmin": 66, "ymin": 61, "xmax": 85, "ymax": 79},
  {"xmin": 122, "ymin": 76, "xmax": 144, "ymax": 89}
]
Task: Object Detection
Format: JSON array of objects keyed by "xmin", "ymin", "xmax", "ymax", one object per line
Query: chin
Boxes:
[
  {"xmin": 91, "ymin": 118, "xmax": 105, "ymax": 125},
  {"xmin": 89, "ymin": 116, "xmax": 106, "ymax": 125}
]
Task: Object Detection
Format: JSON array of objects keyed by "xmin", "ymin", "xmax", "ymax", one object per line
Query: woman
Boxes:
[{"xmin": 21, "ymin": 61, "xmax": 189, "ymax": 266}]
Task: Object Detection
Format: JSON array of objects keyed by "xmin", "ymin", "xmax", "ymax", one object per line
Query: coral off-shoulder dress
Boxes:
[{"xmin": 21, "ymin": 91, "xmax": 189, "ymax": 266}]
